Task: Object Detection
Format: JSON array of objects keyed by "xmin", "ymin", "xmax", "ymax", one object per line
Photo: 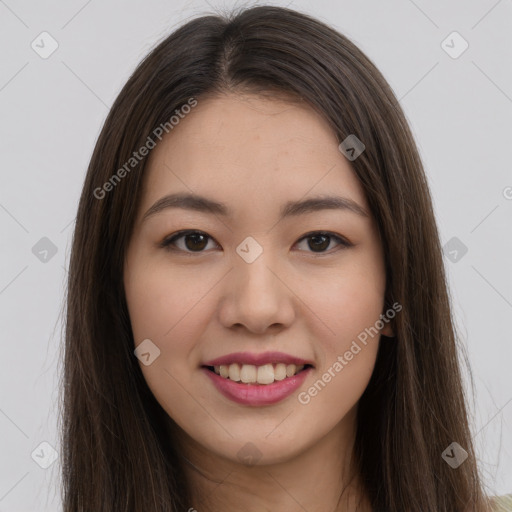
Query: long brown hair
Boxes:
[{"xmin": 60, "ymin": 5, "xmax": 491, "ymax": 510}]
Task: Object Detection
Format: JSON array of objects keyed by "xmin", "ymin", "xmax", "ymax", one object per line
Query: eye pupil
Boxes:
[
  {"xmin": 185, "ymin": 233, "xmax": 208, "ymax": 251},
  {"xmin": 308, "ymin": 234, "xmax": 330, "ymax": 252}
]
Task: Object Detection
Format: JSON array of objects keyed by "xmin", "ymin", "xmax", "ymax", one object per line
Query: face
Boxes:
[{"xmin": 123, "ymin": 92, "xmax": 393, "ymax": 467}]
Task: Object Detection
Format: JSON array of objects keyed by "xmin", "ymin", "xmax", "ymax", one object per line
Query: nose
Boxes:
[{"xmin": 217, "ymin": 250, "xmax": 296, "ymax": 335}]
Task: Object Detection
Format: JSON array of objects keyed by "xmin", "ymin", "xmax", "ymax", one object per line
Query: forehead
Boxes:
[{"xmin": 139, "ymin": 93, "xmax": 370, "ymax": 223}]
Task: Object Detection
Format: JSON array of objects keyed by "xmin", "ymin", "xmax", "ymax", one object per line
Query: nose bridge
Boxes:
[
  {"xmin": 219, "ymin": 237, "xmax": 294, "ymax": 332},
  {"xmin": 234, "ymin": 240, "xmax": 281, "ymax": 302}
]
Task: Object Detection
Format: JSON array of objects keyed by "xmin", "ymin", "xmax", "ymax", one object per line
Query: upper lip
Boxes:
[{"xmin": 202, "ymin": 351, "xmax": 314, "ymax": 367}]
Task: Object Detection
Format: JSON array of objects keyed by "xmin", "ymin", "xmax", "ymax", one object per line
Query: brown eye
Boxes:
[
  {"xmin": 182, "ymin": 233, "xmax": 208, "ymax": 251},
  {"xmin": 295, "ymin": 232, "xmax": 351, "ymax": 254},
  {"xmin": 307, "ymin": 234, "xmax": 330, "ymax": 252},
  {"xmin": 160, "ymin": 230, "xmax": 218, "ymax": 253}
]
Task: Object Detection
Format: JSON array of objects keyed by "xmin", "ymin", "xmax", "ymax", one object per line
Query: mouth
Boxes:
[{"xmin": 202, "ymin": 363, "xmax": 314, "ymax": 386}]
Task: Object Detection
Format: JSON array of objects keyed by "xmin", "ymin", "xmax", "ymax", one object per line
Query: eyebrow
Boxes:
[{"xmin": 141, "ymin": 192, "xmax": 369, "ymax": 223}]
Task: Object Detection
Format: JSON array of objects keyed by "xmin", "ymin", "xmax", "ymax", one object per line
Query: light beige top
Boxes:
[{"xmin": 492, "ymin": 494, "xmax": 512, "ymax": 511}]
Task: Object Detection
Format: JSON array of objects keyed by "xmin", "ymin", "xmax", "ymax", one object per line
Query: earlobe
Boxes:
[{"xmin": 381, "ymin": 321, "xmax": 395, "ymax": 337}]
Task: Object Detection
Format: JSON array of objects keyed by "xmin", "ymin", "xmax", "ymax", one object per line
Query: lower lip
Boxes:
[{"xmin": 201, "ymin": 366, "xmax": 313, "ymax": 406}]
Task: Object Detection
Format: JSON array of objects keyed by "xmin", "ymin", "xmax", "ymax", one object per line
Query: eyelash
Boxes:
[{"xmin": 159, "ymin": 230, "xmax": 352, "ymax": 255}]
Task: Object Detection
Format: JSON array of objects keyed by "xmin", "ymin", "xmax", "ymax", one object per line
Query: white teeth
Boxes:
[
  {"xmin": 286, "ymin": 364, "xmax": 296, "ymax": 377},
  {"xmin": 274, "ymin": 363, "xmax": 287, "ymax": 381},
  {"xmin": 228, "ymin": 363, "xmax": 241, "ymax": 382},
  {"xmin": 257, "ymin": 364, "xmax": 275, "ymax": 385},
  {"xmin": 214, "ymin": 362, "xmax": 307, "ymax": 384},
  {"xmin": 240, "ymin": 364, "xmax": 257, "ymax": 383}
]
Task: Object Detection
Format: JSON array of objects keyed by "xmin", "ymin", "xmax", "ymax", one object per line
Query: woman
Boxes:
[{"xmin": 61, "ymin": 5, "xmax": 509, "ymax": 511}]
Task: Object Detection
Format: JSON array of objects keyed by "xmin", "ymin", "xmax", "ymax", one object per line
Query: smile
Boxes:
[
  {"xmin": 205, "ymin": 363, "xmax": 309, "ymax": 385},
  {"xmin": 201, "ymin": 365, "xmax": 313, "ymax": 406}
]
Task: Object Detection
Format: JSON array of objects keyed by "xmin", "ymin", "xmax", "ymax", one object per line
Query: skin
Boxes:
[{"xmin": 123, "ymin": 92, "xmax": 394, "ymax": 512}]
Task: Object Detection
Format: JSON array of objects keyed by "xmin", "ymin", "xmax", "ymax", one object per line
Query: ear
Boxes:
[{"xmin": 380, "ymin": 320, "xmax": 395, "ymax": 337}]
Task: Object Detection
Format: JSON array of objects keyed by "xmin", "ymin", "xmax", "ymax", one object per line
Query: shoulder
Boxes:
[{"xmin": 491, "ymin": 494, "xmax": 512, "ymax": 512}]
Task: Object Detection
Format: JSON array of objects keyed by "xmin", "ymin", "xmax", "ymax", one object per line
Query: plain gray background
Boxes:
[{"xmin": 0, "ymin": 0, "xmax": 511, "ymax": 510}]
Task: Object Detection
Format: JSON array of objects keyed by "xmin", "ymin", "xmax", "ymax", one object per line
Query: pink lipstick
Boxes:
[{"xmin": 201, "ymin": 352, "xmax": 314, "ymax": 406}]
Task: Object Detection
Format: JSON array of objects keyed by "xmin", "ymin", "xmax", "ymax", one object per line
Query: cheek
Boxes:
[
  {"xmin": 124, "ymin": 261, "xmax": 212, "ymax": 422},
  {"xmin": 304, "ymin": 258, "xmax": 386, "ymax": 349},
  {"xmin": 124, "ymin": 257, "xmax": 214, "ymax": 343},
  {"xmin": 124, "ymin": 258, "xmax": 219, "ymax": 407},
  {"xmin": 297, "ymin": 271, "xmax": 384, "ymax": 418},
  {"xmin": 297, "ymin": 258, "xmax": 384, "ymax": 415}
]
